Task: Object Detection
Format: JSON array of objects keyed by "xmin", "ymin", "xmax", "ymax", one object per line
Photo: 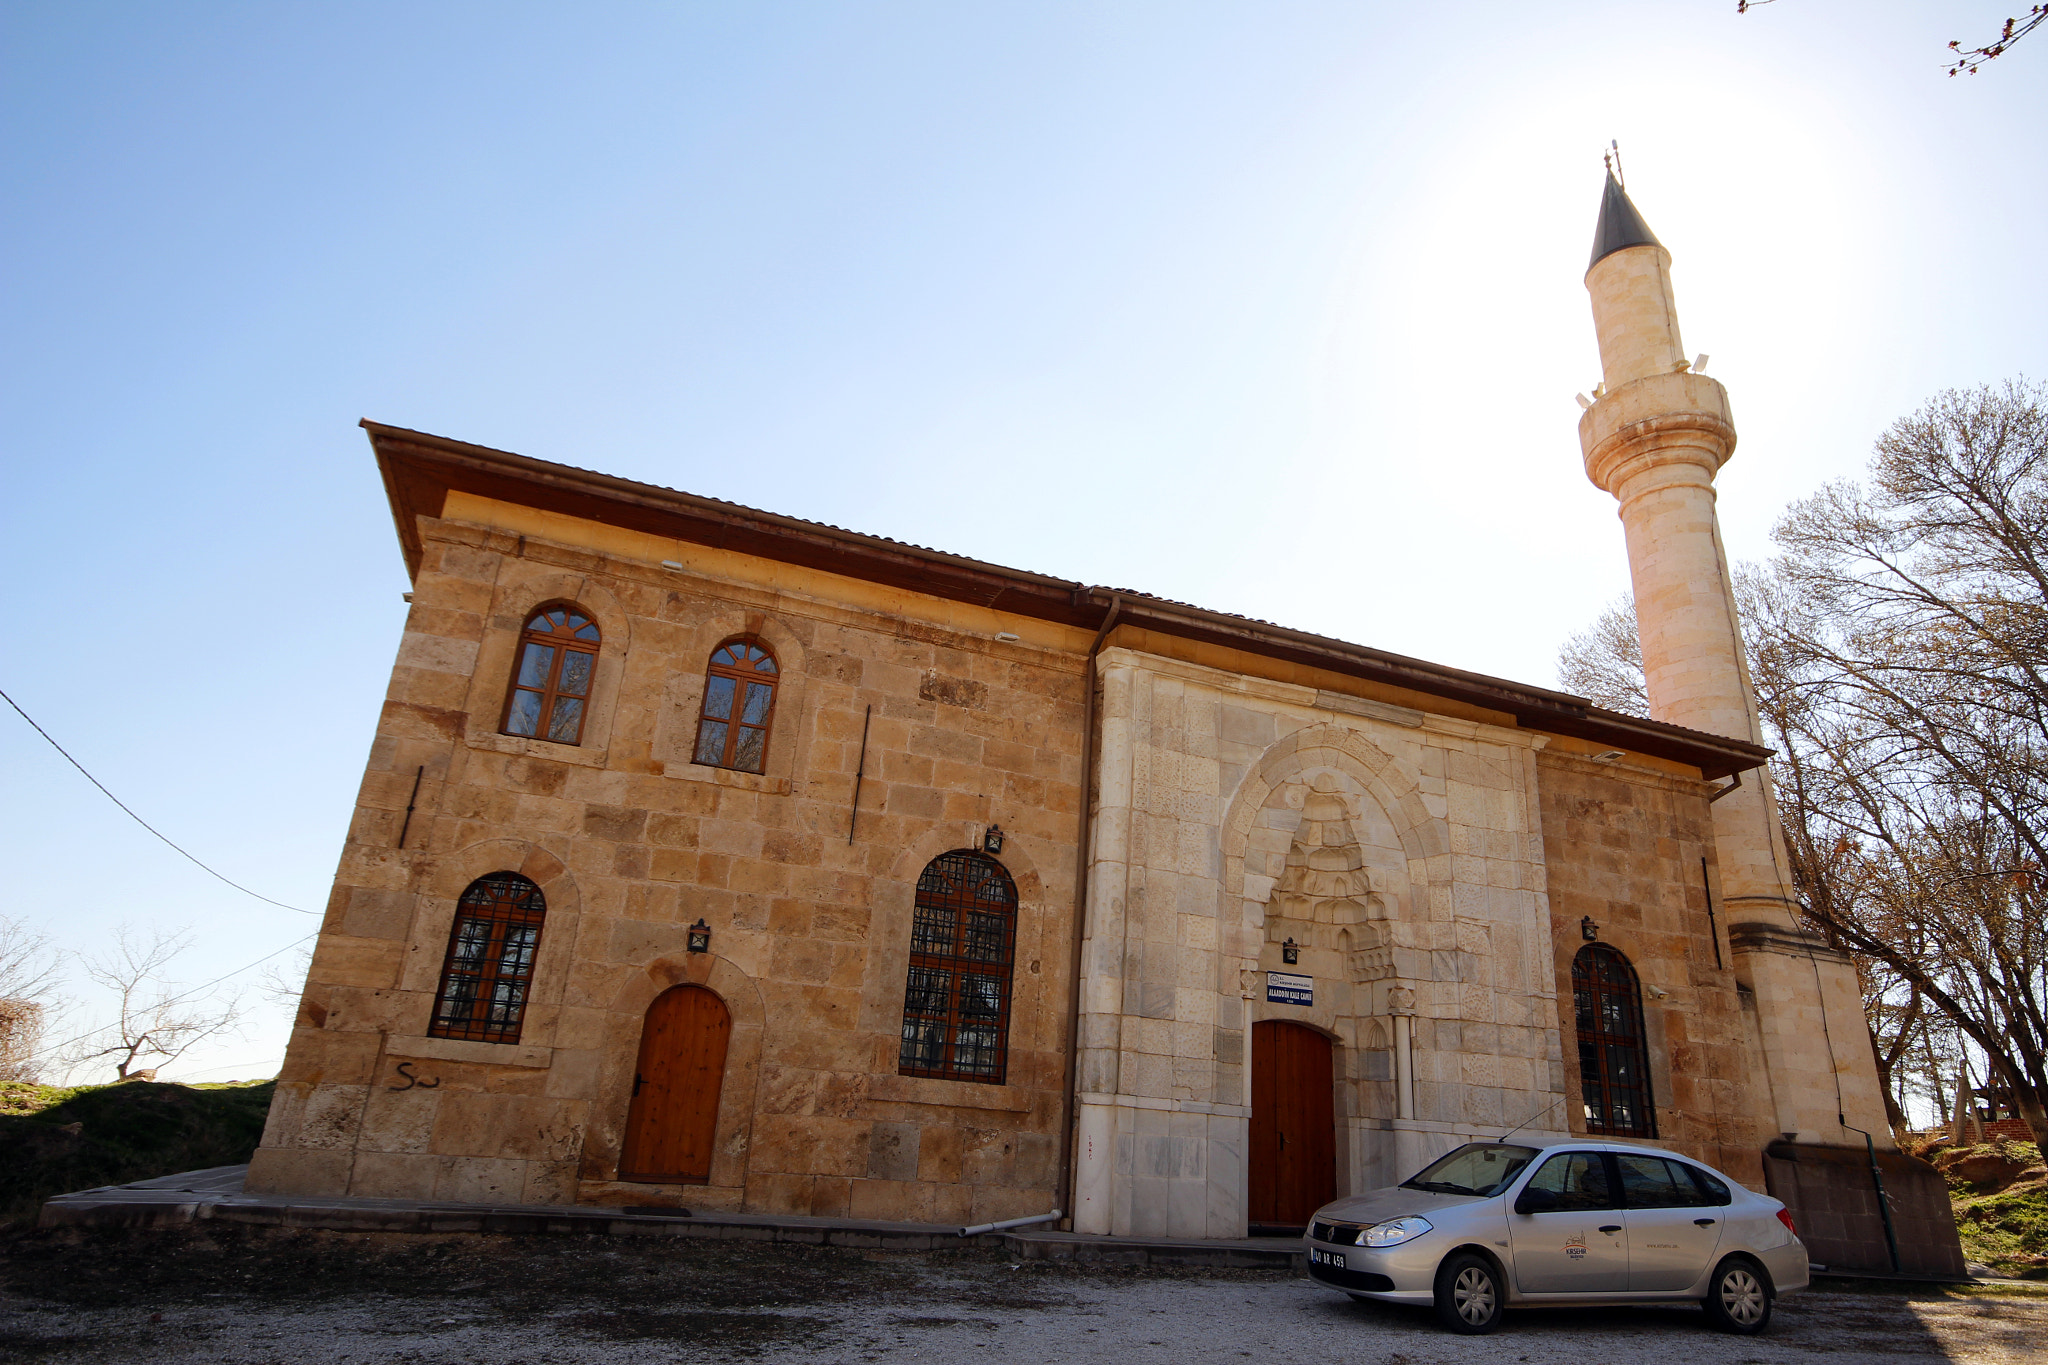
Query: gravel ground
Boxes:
[{"xmin": 1, "ymin": 1228, "xmax": 2043, "ymax": 1364}]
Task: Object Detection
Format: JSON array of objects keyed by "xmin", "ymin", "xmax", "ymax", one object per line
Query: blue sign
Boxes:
[{"xmin": 1266, "ymin": 971, "xmax": 1313, "ymax": 1007}]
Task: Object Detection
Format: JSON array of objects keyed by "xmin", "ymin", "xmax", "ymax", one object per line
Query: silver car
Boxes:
[{"xmin": 1304, "ymin": 1140, "xmax": 1808, "ymax": 1335}]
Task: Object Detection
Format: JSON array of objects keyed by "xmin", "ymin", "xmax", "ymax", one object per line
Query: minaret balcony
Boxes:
[{"xmin": 1579, "ymin": 370, "xmax": 1737, "ymax": 498}]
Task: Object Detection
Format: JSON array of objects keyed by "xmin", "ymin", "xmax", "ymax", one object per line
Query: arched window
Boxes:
[
  {"xmin": 503, "ymin": 605, "xmax": 600, "ymax": 744},
  {"xmin": 1573, "ymin": 942, "xmax": 1656, "ymax": 1137},
  {"xmin": 693, "ymin": 639, "xmax": 778, "ymax": 774},
  {"xmin": 428, "ymin": 872, "xmax": 548, "ymax": 1043},
  {"xmin": 899, "ymin": 851, "xmax": 1017, "ymax": 1084}
]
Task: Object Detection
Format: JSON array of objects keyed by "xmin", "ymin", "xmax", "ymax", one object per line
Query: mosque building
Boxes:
[{"xmin": 247, "ymin": 175, "xmax": 1960, "ymax": 1274}]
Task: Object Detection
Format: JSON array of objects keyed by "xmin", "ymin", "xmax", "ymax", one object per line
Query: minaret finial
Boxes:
[{"xmin": 1587, "ymin": 153, "xmax": 1662, "ymax": 274}]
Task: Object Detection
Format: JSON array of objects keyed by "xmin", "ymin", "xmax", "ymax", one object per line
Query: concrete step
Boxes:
[{"xmin": 38, "ymin": 1165, "xmax": 1304, "ymax": 1268}]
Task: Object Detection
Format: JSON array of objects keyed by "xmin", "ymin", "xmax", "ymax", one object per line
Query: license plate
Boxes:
[{"xmin": 1308, "ymin": 1247, "xmax": 1346, "ymax": 1270}]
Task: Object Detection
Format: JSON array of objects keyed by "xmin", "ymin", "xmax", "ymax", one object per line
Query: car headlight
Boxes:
[{"xmin": 1363, "ymin": 1216, "xmax": 1432, "ymax": 1247}]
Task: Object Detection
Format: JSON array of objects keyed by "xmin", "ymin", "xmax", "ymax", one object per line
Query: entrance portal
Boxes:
[
  {"xmin": 1249, "ymin": 1020, "xmax": 1336, "ymax": 1227},
  {"xmin": 620, "ymin": 984, "xmax": 731, "ymax": 1184}
]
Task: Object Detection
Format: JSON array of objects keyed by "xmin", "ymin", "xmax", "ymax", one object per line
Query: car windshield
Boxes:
[{"xmin": 1399, "ymin": 1143, "xmax": 1539, "ymax": 1197}]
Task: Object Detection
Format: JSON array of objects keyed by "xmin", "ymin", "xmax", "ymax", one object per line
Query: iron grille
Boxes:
[
  {"xmin": 429, "ymin": 872, "xmax": 548, "ymax": 1044},
  {"xmin": 899, "ymin": 850, "xmax": 1017, "ymax": 1084},
  {"xmin": 1573, "ymin": 942, "xmax": 1657, "ymax": 1137}
]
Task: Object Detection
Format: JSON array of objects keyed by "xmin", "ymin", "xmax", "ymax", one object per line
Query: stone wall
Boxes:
[
  {"xmin": 246, "ymin": 486, "xmax": 1801, "ymax": 1235},
  {"xmin": 247, "ymin": 510, "xmax": 1086, "ymax": 1224},
  {"xmin": 1762, "ymin": 1140, "xmax": 1967, "ymax": 1277},
  {"xmin": 1072, "ymin": 647, "xmax": 1570, "ymax": 1238},
  {"xmin": 1535, "ymin": 750, "xmax": 1769, "ymax": 1184}
]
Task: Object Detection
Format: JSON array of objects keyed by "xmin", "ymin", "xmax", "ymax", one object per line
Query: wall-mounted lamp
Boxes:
[
  {"xmin": 1591, "ymin": 750, "xmax": 1625, "ymax": 764},
  {"xmin": 983, "ymin": 825, "xmax": 1005, "ymax": 855},
  {"xmin": 1581, "ymin": 917, "xmax": 1599, "ymax": 941},
  {"xmin": 687, "ymin": 919, "xmax": 712, "ymax": 954},
  {"xmin": 994, "ymin": 631, "xmax": 1021, "ymax": 643},
  {"xmin": 1281, "ymin": 937, "xmax": 1300, "ymax": 965}
]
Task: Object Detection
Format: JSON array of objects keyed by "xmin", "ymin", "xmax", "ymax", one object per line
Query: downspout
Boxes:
[
  {"xmin": 1054, "ymin": 590, "xmax": 1122, "ymax": 1231},
  {"xmin": 1840, "ymin": 1116, "xmax": 1903, "ymax": 1274}
]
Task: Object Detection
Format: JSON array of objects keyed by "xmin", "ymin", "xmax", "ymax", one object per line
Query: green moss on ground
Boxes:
[
  {"xmin": 0, "ymin": 1079, "xmax": 274, "ymax": 1228},
  {"xmin": 1954, "ymin": 1175, "xmax": 2048, "ymax": 1279},
  {"xmin": 1920, "ymin": 1134, "xmax": 2048, "ymax": 1279}
]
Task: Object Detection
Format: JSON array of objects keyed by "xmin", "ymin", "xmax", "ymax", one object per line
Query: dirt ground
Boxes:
[{"xmin": 1, "ymin": 1227, "xmax": 2043, "ymax": 1364}]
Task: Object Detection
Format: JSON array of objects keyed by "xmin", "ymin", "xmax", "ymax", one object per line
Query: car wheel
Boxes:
[
  {"xmin": 1432, "ymin": 1252, "xmax": 1504, "ymax": 1335},
  {"xmin": 1702, "ymin": 1257, "xmax": 1772, "ymax": 1335}
]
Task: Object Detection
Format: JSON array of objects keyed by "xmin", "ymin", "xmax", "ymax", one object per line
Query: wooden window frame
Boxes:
[
  {"xmin": 898, "ymin": 850, "xmax": 1018, "ymax": 1085},
  {"xmin": 428, "ymin": 872, "xmax": 548, "ymax": 1044},
  {"xmin": 691, "ymin": 636, "xmax": 780, "ymax": 774},
  {"xmin": 1572, "ymin": 942, "xmax": 1657, "ymax": 1138},
  {"xmin": 500, "ymin": 603, "xmax": 601, "ymax": 746}
]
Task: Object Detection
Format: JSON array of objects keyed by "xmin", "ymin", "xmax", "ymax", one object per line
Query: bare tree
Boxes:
[
  {"xmin": 0, "ymin": 915, "xmax": 61, "ymax": 1081},
  {"xmin": 1735, "ymin": 2, "xmax": 2046, "ymax": 76},
  {"xmin": 1946, "ymin": 6, "xmax": 2047, "ymax": 76},
  {"xmin": 1556, "ymin": 594, "xmax": 1648, "ymax": 716},
  {"xmin": 1755, "ymin": 380, "xmax": 2048, "ymax": 1153},
  {"xmin": 256, "ymin": 945, "xmax": 313, "ymax": 1022},
  {"xmin": 76, "ymin": 927, "xmax": 244, "ymax": 1081},
  {"xmin": 1557, "ymin": 380, "xmax": 2048, "ymax": 1153}
]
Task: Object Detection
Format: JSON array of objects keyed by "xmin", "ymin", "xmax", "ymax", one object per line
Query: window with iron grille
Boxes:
[
  {"xmin": 1573, "ymin": 942, "xmax": 1656, "ymax": 1137},
  {"xmin": 502, "ymin": 605, "xmax": 600, "ymax": 745},
  {"xmin": 428, "ymin": 872, "xmax": 548, "ymax": 1043},
  {"xmin": 693, "ymin": 638, "xmax": 779, "ymax": 774},
  {"xmin": 899, "ymin": 850, "xmax": 1017, "ymax": 1084}
]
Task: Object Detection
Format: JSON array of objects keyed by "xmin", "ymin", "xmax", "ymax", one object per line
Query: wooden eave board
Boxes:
[{"xmin": 363, "ymin": 420, "xmax": 1770, "ymax": 780}]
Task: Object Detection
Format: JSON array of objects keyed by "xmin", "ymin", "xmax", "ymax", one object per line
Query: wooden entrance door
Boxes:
[
  {"xmin": 1249, "ymin": 1021, "xmax": 1336, "ymax": 1227},
  {"xmin": 620, "ymin": 985, "xmax": 731, "ymax": 1184}
]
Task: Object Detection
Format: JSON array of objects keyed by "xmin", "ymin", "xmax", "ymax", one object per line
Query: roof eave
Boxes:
[{"xmin": 362, "ymin": 420, "xmax": 1770, "ymax": 779}]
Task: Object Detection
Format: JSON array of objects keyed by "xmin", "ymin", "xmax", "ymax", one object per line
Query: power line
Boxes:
[{"xmin": 1, "ymin": 686, "xmax": 316, "ymax": 916}]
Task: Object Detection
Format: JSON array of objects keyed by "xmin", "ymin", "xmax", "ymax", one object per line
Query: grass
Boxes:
[
  {"xmin": 1954, "ymin": 1175, "xmax": 2048, "ymax": 1279},
  {"xmin": 0, "ymin": 1078, "xmax": 274, "ymax": 1229},
  {"xmin": 1917, "ymin": 1133, "xmax": 2048, "ymax": 1280}
]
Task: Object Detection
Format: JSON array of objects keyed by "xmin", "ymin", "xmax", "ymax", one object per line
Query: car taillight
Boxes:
[{"xmin": 1776, "ymin": 1209, "xmax": 1798, "ymax": 1236}]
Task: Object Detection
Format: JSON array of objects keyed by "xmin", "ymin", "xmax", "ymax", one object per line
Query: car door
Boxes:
[
  {"xmin": 1507, "ymin": 1151, "xmax": 1628, "ymax": 1293},
  {"xmin": 1616, "ymin": 1154, "xmax": 1725, "ymax": 1291}
]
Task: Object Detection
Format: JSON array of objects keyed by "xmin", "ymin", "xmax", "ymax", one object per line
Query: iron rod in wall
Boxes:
[
  {"xmin": 397, "ymin": 765, "xmax": 424, "ymax": 849},
  {"xmin": 847, "ymin": 705, "xmax": 873, "ymax": 844},
  {"xmin": 1700, "ymin": 856, "xmax": 1723, "ymax": 969}
]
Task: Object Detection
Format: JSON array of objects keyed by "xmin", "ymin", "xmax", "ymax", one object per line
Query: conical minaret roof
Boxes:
[{"xmin": 1588, "ymin": 171, "xmax": 1662, "ymax": 272}]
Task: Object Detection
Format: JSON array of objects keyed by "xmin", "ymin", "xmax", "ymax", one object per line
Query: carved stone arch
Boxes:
[
  {"xmin": 395, "ymin": 837, "xmax": 583, "ymax": 1046},
  {"xmin": 1219, "ymin": 724, "xmax": 1448, "ymax": 932},
  {"xmin": 587, "ymin": 952, "xmax": 768, "ymax": 1192},
  {"xmin": 604, "ymin": 951, "xmax": 769, "ymax": 1034},
  {"xmin": 468, "ymin": 568, "xmax": 634, "ymax": 755},
  {"xmin": 719, "ymin": 610, "xmax": 808, "ymax": 677}
]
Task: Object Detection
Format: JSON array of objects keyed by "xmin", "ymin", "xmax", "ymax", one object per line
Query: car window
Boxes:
[
  {"xmin": 1399, "ymin": 1143, "xmax": 1539, "ymax": 1197},
  {"xmin": 1615, "ymin": 1154, "xmax": 1691, "ymax": 1208},
  {"xmin": 1680, "ymin": 1163, "xmax": 1732, "ymax": 1206},
  {"xmin": 1523, "ymin": 1152, "xmax": 1612, "ymax": 1211}
]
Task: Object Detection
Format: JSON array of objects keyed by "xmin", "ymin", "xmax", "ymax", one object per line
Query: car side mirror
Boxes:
[{"xmin": 1515, "ymin": 1186, "xmax": 1558, "ymax": 1215}]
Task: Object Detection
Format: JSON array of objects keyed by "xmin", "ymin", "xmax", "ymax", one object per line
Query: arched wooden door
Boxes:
[
  {"xmin": 620, "ymin": 985, "xmax": 731, "ymax": 1184},
  {"xmin": 1249, "ymin": 1020, "xmax": 1336, "ymax": 1227}
]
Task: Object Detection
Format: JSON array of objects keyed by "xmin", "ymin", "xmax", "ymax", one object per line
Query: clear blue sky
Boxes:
[{"xmin": 3, "ymin": 3, "xmax": 2043, "ymax": 1084}]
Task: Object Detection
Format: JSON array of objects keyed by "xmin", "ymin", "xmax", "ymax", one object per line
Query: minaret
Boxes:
[{"xmin": 1577, "ymin": 171, "xmax": 1890, "ymax": 1146}]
